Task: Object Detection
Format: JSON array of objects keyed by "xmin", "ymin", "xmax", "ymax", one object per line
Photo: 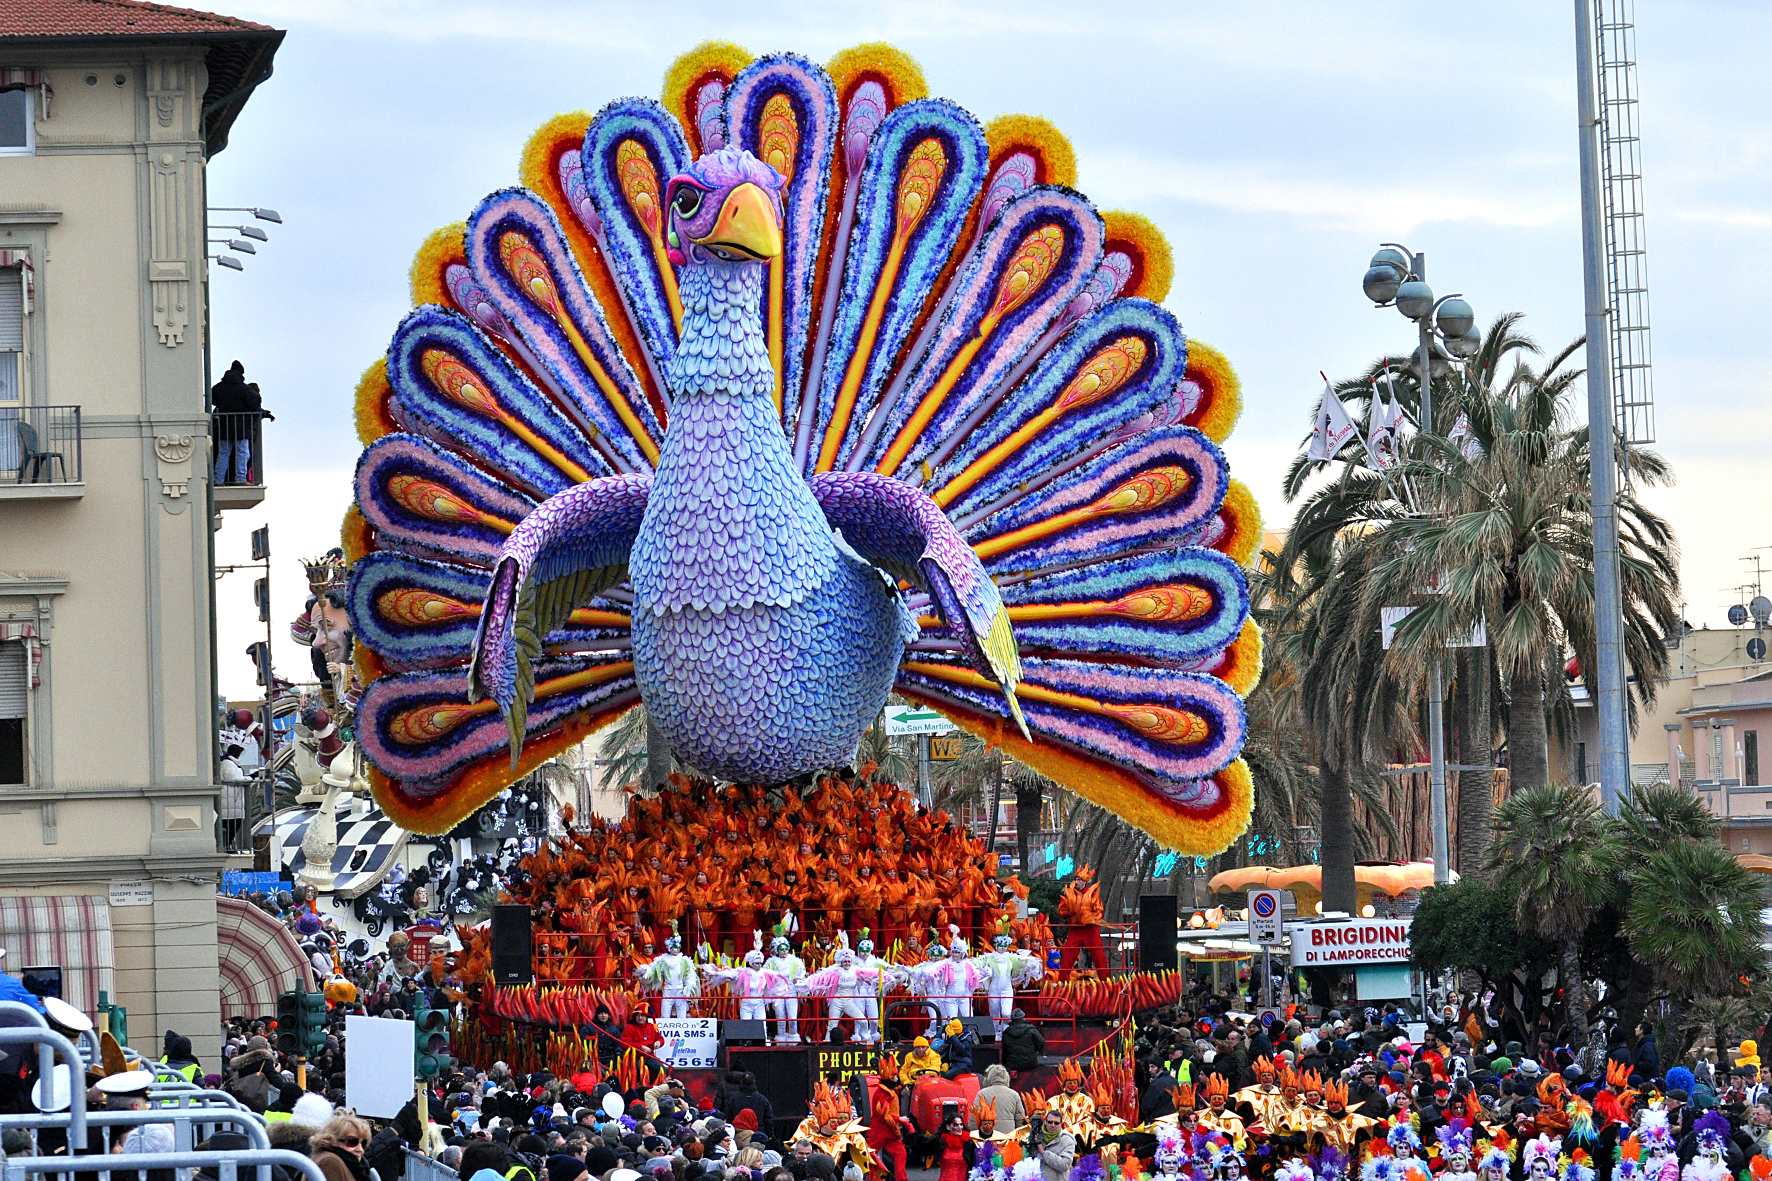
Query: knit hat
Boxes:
[
  {"xmin": 546, "ymin": 1156, "xmax": 589, "ymax": 1181},
  {"xmin": 733, "ymin": 1109, "xmax": 758, "ymax": 1132}
]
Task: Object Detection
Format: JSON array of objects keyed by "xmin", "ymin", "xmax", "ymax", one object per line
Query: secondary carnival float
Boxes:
[{"xmin": 340, "ymin": 36, "xmax": 1264, "ymax": 1119}]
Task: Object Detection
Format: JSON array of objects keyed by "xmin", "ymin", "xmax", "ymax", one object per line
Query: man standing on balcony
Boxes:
[{"xmin": 212, "ymin": 360, "xmax": 272, "ymax": 484}]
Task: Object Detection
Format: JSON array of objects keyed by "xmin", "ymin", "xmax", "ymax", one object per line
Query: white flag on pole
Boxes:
[
  {"xmin": 1308, "ymin": 374, "xmax": 1360, "ymax": 461},
  {"xmin": 1448, "ymin": 412, "xmax": 1484, "ymax": 461},
  {"xmin": 1368, "ymin": 367, "xmax": 1405, "ymax": 471}
]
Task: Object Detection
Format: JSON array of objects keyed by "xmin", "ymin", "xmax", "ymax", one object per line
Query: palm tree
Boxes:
[
  {"xmin": 1489, "ymin": 782, "xmax": 1618, "ymax": 1041},
  {"xmin": 1370, "ymin": 330, "xmax": 1681, "ymax": 796}
]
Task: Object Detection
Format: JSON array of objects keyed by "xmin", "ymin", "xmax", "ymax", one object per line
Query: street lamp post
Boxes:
[{"xmin": 1362, "ymin": 246, "xmax": 1481, "ymax": 886}]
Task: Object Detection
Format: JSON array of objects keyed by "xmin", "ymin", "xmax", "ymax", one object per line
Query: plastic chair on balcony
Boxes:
[{"xmin": 16, "ymin": 419, "xmax": 67, "ymax": 483}]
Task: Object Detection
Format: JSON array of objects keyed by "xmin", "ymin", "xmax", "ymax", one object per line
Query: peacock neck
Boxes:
[{"xmin": 665, "ymin": 260, "xmax": 773, "ymax": 402}]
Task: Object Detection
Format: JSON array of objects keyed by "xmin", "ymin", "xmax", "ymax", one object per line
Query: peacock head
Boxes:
[{"xmin": 664, "ymin": 147, "xmax": 784, "ymax": 267}]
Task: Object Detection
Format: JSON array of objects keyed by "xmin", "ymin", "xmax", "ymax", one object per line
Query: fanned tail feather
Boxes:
[
  {"xmin": 354, "ymin": 434, "xmax": 534, "ymax": 566},
  {"xmin": 722, "ymin": 53, "xmax": 837, "ymax": 423},
  {"xmin": 357, "ymin": 655, "xmax": 638, "ymax": 834}
]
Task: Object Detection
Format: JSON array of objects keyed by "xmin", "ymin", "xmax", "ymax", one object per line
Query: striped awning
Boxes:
[
  {"xmin": 214, "ymin": 895, "xmax": 314, "ymax": 1021},
  {"xmin": 0, "ymin": 69, "xmax": 51, "ymax": 118},
  {"xmin": 0, "ymin": 620, "xmax": 43, "ymax": 687},
  {"xmin": 0, "ymin": 895, "xmax": 115, "ymax": 1015}
]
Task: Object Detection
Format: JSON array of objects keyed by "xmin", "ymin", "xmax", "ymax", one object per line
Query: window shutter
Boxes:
[
  {"xmin": 0, "ymin": 268, "xmax": 22, "ymax": 350},
  {"xmin": 0, "ymin": 642, "xmax": 25, "ymax": 719}
]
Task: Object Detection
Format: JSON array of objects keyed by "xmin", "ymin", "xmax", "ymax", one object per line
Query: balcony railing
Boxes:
[
  {"xmin": 212, "ymin": 409, "xmax": 267, "ymax": 509},
  {"xmin": 0, "ymin": 403, "xmax": 81, "ymax": 486}
]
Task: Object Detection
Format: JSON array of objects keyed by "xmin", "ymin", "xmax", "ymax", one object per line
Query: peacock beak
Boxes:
[{"xmin": 693, "ymin": 182, "xmax": 782, "ymax": 262}]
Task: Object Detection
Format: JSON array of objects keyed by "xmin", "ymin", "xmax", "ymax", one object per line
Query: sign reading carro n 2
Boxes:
[{"xmin": 1289, "ymin": 919, "xmax": 1412, "ymax": 967}]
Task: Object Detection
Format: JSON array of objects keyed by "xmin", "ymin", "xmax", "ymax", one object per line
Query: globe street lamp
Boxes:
[{"xmin": 1361, "ymin": 243, "xmax": 1481, "ymax": 886}]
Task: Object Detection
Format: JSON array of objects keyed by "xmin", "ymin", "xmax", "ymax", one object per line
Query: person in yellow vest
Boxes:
[
  {"xmin": 1198, "ymin": 1074, "xmax": 1247, "ymax": 1148},
  {"xmin": 159, "ymin": 1030, "xmax": 202, "ymax": 1084}
]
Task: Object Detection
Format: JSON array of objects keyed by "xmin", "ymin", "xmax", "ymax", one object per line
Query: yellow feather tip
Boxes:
[
  {"xmin": 353, "ymin": 357, "xmax": 396, "ymax": 447},
  {"xmin": 1184, "ymin": 339, "xmax": 1242, "ymax": 443},
  {"xmin": 826, "ymin": 42, "xmax": 929, "ymax": 107},
  {"xmin": 408, "ymin": 222, "xmax": 467, "ymax": 309},
  {"xmin": 1101, "ymin": 209, "xmax": 1174, "ymax": 304},
  {"xmin": 913, "ymin": 693, "xmax": 1253, "ymax": 856},
  {"xmin": 1215, "ymin": 619, "xmax": 1264, "ymax": 697},
  {"xmin": 1216, "ymin": 480, "xmax": 1263, "ymax": 569},
  {"xmin": 984, "ymin": 114, "xmax": 1078, "ymax": 189},
  {"xmin": 340, "ymin": 503, "xmax": 371, "ymax": 564},
  {"xmin": 662, "ymin": 42, "xmax": 753, "ymax": 148},
  {"xmin": 518, "ymin": 111, "xmax": 593, "ymax": 197}
]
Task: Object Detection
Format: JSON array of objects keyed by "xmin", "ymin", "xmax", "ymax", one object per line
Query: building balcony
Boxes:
[
  {"xmin": 0, "ymin": 403, "xmax": 82, "ymax": 499},
  {"xmin": 212, "ymin": 410, "xmax": 267, "ymax": 510}
]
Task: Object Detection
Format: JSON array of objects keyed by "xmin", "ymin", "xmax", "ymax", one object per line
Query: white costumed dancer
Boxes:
[
  {"xmin": 906, "ymin": 926, "xmax": 980, "ymax": 1034},
  {"xmin": 798, "ymin": 933, "xmax": 888, "ymax": 1044},
  {"xmin": 853, "ymin": 929, "xmax": 904, "ymax": 1043},
  {"xmin": 763, "ymin": 928, "xmax": 808, "ymax": 1045},
  {"xmin": 635, "ymin": 925, "xmax": 700, "ymax": 1019},
  {"xmin": 968, "ymin": 923, "xmax": 1042, "ymax": 1035},
  {"xmin": 702, "ymin": 932, "xmax": 787, "ymax": 1030},
  {"xmin": 1680, "ymin": 1113, "xmax": 1733, "ymax": 1181},
  {"xmin": 1633, "ymin": 1111, "xmax": 1680, "ymax": 1181},
  {"xmin": 1152, "ymin": 1123, "xmax": 1192, "ymax": 1181}
]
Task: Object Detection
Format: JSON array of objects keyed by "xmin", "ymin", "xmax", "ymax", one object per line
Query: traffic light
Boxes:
[
  {"xmin": 413, "ymin": 996, "xmax": 454, "ymax": 1079},
  {"xmin": 254, "ymin": 577, "xmax": 270, "ymax": 623},
  {"xmin": 250, "ymin": 525, "xmax": 270, "ymax": 562},
  {"xmin": 275, "ymin": 991, "xmax": 302, "ymax": 1055},
  {"xmin": 300, "ymin": 992, "xmax": 327, "ymax": 1055}
]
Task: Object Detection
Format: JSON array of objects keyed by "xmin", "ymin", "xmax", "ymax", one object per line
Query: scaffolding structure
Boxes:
[{"xmin": 1593, "ymin": 0, "xmax": 1655, "ymax": 446}]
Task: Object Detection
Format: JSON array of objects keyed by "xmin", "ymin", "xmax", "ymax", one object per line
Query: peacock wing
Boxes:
[
  {"xmin": 808, "ymin": 471, "xmax": 1023, "ymax": 734},
  {"xmin": 468, "ymin": 474, "xmax": 652, "ymax": 759}
]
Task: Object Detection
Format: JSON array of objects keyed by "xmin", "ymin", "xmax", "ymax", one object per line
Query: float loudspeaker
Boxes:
[
  {"xmin": 490, "ymin": 904, "xmax": 534, "ymax": 985},
  {"xmin": 1137, "ymin": 894, "xmax": 1179, "ymax": 971}
]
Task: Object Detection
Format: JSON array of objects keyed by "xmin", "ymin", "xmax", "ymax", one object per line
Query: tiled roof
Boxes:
[{"xmin": 0, "ymin": 0, "xmax": 274, "ymax": 39}]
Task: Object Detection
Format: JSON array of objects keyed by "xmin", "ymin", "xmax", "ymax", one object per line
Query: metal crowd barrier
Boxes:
[
  {"xmin": 0, "ymin": 1148, "xmax": 323, "ymax": 1181},
  {"xmin": 0, "ymin": 1026, "xmax": 90, "ymax": 1151},
  {"xmin": 0, "ymin": 1107, "xmax": 270, "ymax": 1158},
  {"xmin": 401, "ymin": 1148, "xmax": 460, "ymax": 1181}
]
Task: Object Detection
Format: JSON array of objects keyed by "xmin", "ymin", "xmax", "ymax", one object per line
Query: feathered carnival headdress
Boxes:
[
  {"xmin": 1388, "ymin": 1124, "xmax": 1422, "ymax": 1152},
  {"xmin": 1636, "ymin": 1110, "xmax": 1673, "ymax": 1151},
  {"xmin": 1437, "ymin": 1120, "xmax": 1474, "ymax": 1160},
  {"xmin": 972, "ymin": 1096, "xmax": 997, "ymax": 1125},
  {"xmin": 1171, "ymin": 1083, "xmax": 1196, "ymax": 1112},
  {"xmin": 1323, "ymin": 1078, "xmax": 1350, "ymax": 1108},
  {"xmin": 1253, "ymin": 1056, "xmax": 1277, "ymax": 1079},
  {"xmin": 1522, "ymin": 1136, "xmax": 1561, "ymax": 1174},
  {"xmin": 1211, "ymin": 1142, "xmax": 1245, "ymax": 1173},
  {"xmin": 1478, "ymin": 1130, "xmax": 1515, "ymax": 1174},
  {"xmin": 1300, "ymin": 1069, "xmax": 1325, "ymax": 1096},
  {"xmin": 811, "ymin": 1079, "xmax": 853, "ymax": 1128},
  {"xmin": 1564, "ymin": 1148, "xmax": 1596, "ymax": 1181},
  {"xmin": 1694, "ymin": 1110, "xmax": 1732, "ymax": 1152},
  {"xmin": 1565, "ymin": 1097, "xmax": 1597, "ymax": 1147},
  {"xmin": 1155, "ymin": 1122, "xmax": 1186, "ymax": 1153},
  {"xmin": 1204, "ymin": 1073, "xmax": 1230, "ymax": 1101},
  {"xmin": 1276, "ymin": 1161, "xmax": 1315, "ymax": 1181},
  {"xmin": 1058, "ymin": 1058, "xmax": 1086, "ymax": 1087},
  {"xmin": 1012, "ymin": 1159, "xmax": 1043, "ymax": 1181},
  {"xmin": 1313, "ymin": 1148, "xmax": 1349, "ymax": 1181}
]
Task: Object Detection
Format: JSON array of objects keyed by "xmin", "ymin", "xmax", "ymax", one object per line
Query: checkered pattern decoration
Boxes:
[{"xmin": 253, "ymin": 795, "xmax": 410, "ymax": 900}]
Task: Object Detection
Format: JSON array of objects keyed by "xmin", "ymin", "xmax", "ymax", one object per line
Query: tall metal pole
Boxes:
[
  {"xmin": 1414, "ymin": 253, "xmax": 1451, "ymax": 885},
  {"xmin": 1575, "ymin": 0, "xmax": 1631, "ymax": 814}
]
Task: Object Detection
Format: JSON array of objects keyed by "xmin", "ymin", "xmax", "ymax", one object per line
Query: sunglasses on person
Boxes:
[{"xmin": 340, "ymin": 1137, "xmax": 364, "ymax": 1148}]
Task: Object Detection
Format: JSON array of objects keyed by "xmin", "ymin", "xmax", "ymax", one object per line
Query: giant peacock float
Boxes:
[{"xmin": 343, "ymin": 39, "xmax": 1263, "ymax": 1099}]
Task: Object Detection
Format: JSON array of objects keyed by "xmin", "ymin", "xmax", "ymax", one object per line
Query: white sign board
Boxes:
[
  {"xmin": 882, "ymin": 705, "xmax": 955, "ymax": 737},
  {"xmin": 1247, "ymin": 889, "xmax": 1284, "ymax": 945},
  {"xmin": 108, "ymin": 880, "xmax": 154, "ymax": 908},
  {"xmin": 345, "ymin": 1016, "xmax": 416, "ymax": 1118},
  {"xmin": 654, "ymin": 1017, "xmax": 719, "ymax": 1068},
  {"xmin": 1289, "ymin": 919, "xmax": 1412, "ymax": 967},
  {"xmin": 1381, "ymin": 607, "xmax": 1486, "ymax": 650}
]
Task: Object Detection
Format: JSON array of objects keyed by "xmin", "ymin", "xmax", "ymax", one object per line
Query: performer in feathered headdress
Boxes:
[
  {"xmin": 1200, "ymin": 1074, "xmax": 1247, "ymax": 1148},
  {"xmin": 762, "ymin": 921, "xmax": 806, "ymax": 1044},
  {"xmin": 792, "ymin": 1079, "xmax": 874, "ymax": 1172},
  {"xmin": 907, "ymin": 925, "xmax": 981, "ymax": 1034},
  {"xmin": 1235, "ymin": 1056, "xmax": 1288, "ymax": 1135},
  {"xmin": 1152, "ymin": 1120, "xmax": 1192, "ymax": 1181},
  {"xmin": 1680, "ymin": 1113, "xmax": 1733, "ymax": 1181},
  {"xmin": 1475, "ymin": 1130, "xmax": 1513, "ymax": 1181},
  {"xmin": 1634, "ymin": 1110, "xmax": 1678, "ymax": 1181},
  {"xmin": 798, "ymin": 930, "xmax": 893, "ymax": 1044},
  {"xmin": 634, "ymin": 919, "xmax": 699, "ymax": 1018},
  {"xmin": 1435, "ymin": 1120, "xmax": 1477, "ymax": 1181},
  {"xmin": 1520, "ymin": 1136, "xmax": 1561, "ymax": 1181},
  {"xmin": 1308, "ymin": 1078, "xmax": 1375, "ymax": 1158},
  {"xmin": 970, "ymin": 914, "xmax": 1044, "ymax": 1035},
  {"xmin": 1047, "ymin": 1057, "xmax": 1098, "ymax": 1138}
]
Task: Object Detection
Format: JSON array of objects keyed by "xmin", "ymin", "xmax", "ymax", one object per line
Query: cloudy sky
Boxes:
[{"xmin": 205, "ymin": 0, "xmax": 1772, "ymax": 699}]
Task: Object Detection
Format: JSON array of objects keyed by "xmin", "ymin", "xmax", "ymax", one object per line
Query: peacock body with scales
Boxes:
[{"xmin": 347, "ymin": 43, "xmax": 1263, "ymax": 854}]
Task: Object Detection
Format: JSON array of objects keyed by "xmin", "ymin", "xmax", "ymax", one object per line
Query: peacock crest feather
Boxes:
[{"xmin": 347, "ymin": 42, "xmax": 1262, "ymax": 854}]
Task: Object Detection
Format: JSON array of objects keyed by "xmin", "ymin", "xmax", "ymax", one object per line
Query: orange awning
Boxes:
[{"xmin": 1205, "ymin": 861, "xmax": 1448, "ymax": 913}]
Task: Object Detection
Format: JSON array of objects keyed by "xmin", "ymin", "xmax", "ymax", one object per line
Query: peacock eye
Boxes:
[{"xmin": 671, "ymin": 186, "xmax": 703, "ymax": 219}]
